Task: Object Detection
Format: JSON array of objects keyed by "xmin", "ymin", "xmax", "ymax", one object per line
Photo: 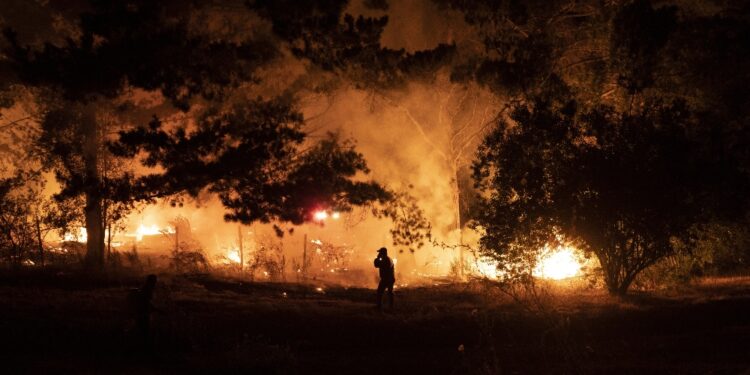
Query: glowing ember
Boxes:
[
  {"xmin": 135, "ymin": 224, "xmax": 174, "ymax": 241},
  {"xmin": 136, "ymin": 224, "xmax": 159, "ymax": 241},
  {"xmin": 472, "ymin": 246, "xmax": 583, "ymax": 280},
  {"xmin": 533, "ymin": 246, "xmax": 582, "ymax": 280},
  {"xmin": 476, "ymin": 258, "xmax": 501, "ymax": 279},
  {"xmin": 226, "ymin": 249, "xmax": 241, "ymax": 264},
  {"xmin": 313, "ymin": 210, "xmax": 328, "ymax": 221},
  {"xmin": 331, "ymin": 212, "xmax": 340, "ymax": 219},
  {"xmin": 63, "ymin": 227, "xmax": 87, "ymax": 242}
]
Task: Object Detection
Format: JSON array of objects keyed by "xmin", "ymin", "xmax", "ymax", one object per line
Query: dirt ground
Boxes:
[{"xmin": 1, "ymin": 270, "xmax": 750, "ymax": 374}]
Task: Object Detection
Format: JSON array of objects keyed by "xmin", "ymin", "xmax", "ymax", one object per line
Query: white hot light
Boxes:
[
  {"xmin": 533, "ymin": 246, "xmax": 582, "ymax": 280},
  {"xmin": 313, "ymin": 210, "xmax": 328, "ymax": 221},
  {"xmin": 63, "ymin": 227, "xmax": 88, "ymax": 242},
  {"xmin": 136, "ymin": 224, "xmax": 160, "ymax": 241},
  {"xmin": 135, "ymin": 224, "xmax": 174, "ymax": 241},
  {"xmin": 476, "ymin": 258, "xmax": 501, "ymax": 279},
  {"xmin": 226, "ymin": 249, "xmax": 241, "ymax": 264}
]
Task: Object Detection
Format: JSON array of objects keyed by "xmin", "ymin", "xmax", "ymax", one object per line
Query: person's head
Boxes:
[{"xmin": 377, "ymin": 247, "xmax": 388, "ymax": 256}]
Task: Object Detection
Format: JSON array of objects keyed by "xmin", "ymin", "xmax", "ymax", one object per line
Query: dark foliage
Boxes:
[
  {"xmin": 112, "ymin": 103, "xmax": 390, "ymax": 224},
  {"xmin": 610, "ymin": 0, "xmax": 677, "ymax": 94},
  {"xmin": 3, "ymin": 0, "xmax": 277, "ymax": 108},
  {"xmin": 2, "ymin": 0, "xmax": 404, "ymax": 266},
  {"xmin": 374, "ymin": 190, "xmax": 432, "ymax": 253},
  {"xmin": 0, "ymin": 177, "xmax": 35, "ymax": 264},
  {"xmin": 452, "ymin": 0, "xmax": 750, "ymax": 293},
  {"xmin": 249, "ymin": 0, "xmax": 455, "ymax": 89},
  {"xmin": 473, "ymin": 95, "xmax": 749, "ymax": 294}
]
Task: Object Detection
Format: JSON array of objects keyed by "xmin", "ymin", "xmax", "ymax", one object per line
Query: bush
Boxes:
[{"xmin": 635, "ymin": 221, "xmax": 750, "ymax": 289}]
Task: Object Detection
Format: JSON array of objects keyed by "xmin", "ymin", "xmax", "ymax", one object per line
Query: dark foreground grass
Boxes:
[{"xmin": 1, "ymin": 270, "xmax": 750, "ymax": 374}]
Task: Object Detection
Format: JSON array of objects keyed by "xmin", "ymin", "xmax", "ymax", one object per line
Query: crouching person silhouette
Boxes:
[{"xmin": 374, "ymin": 247, "xmax": 395, "ymax": 310}]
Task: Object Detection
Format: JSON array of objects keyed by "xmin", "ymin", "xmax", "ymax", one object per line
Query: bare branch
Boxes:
[
  {"xmin": 0, "ymin": 116, "xmax": 35, "ymax": 132},
  {"xmin": 378, "ymin": 95, "xmax": 449, "ymax": 161}
]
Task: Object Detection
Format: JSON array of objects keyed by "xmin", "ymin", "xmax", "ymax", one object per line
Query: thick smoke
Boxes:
[{"xmin": 13, "ymin": 0, "xmax": 489, "ymax": 286}]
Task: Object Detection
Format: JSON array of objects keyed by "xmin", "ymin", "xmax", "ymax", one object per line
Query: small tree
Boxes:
[
  {"xmin": 163, "ymin": 216, "xmax": 208, "ymax": 274},
  {"xmin": 0, "ymin": 176, "xmax": 36, "ymax": 266},
  {"xmin": 473, "ymin": 97, "xmax": 749, "ymax": 295}
]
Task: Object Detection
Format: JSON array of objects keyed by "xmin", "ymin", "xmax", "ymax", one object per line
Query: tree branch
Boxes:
[
  {"xmin": 0, "ymin": 116, "xmax": 34, "ymax": 132},
  {"xmin": 378, "ymin": 94, "xmax": 449, "ymax": 161}
]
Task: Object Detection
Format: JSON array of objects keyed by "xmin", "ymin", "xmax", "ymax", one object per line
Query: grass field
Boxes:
[{"xmin": 2, "ymin": 270, "xmax": 750, "ymax": 374}]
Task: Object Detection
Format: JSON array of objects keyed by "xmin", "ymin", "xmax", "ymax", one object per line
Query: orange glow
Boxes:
[
  {"xmin": 226, "ymin": 249, "xmax": 241, "ymax": 264},
  {"xmin": 533, "ymin": 246, "xmax": 583, "ymax": 280},
  {"xmin": 473, "ymin": 245, "xmax": 584, "ymax": 280},
  {"xmin": 63, "ymin": 227, "xmax": 87, "ymax": 242},
  {"xmin": 135, "ymin": 224, "xmax": 174, "ymax": 241},
  {"xmin": 313, "ymin": 210, "xmax": 328, "ymax": 221}
]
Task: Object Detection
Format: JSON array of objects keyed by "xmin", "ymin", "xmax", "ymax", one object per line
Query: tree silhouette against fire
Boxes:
[{"xmin": 1, "ymin": 0, "xmax": 749, "ymax": 295}]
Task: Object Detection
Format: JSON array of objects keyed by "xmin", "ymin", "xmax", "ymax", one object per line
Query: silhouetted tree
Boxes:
[
  {"xmin": 2, "ymin": 0, "xmax": 393, "ymax": 268},
  {"xmin": 473, "ymin": 95, "xmax": 749, "ymax": 294},
  {"xmin": 445, "ymin": 0, "xmax": 750, "ymax": 291},
  {"xmin": 2, "ymin": 0, "xmax": 278, "ymax": 268},
  {"xmin": 0, "ymin": 175, "xmax": 37, "ymax": 266}
]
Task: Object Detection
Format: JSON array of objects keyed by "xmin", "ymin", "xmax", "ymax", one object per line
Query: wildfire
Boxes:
[
  {"xmin": 473, "ymin": 245, "xmax": 584, "ymax": 280},
  {"xmin": 312, "ymin": 210, "xmax": 341, "ymax": 221},
  {"xmin": 476, "ymin": 258, "xmax": 502, "ymax": 279},
  {"xmin": 226, "ymin": 249, "xmax": 241, "ymax": 264},
  {"xmin": 63, "ymin": 227, "xmax": 87, "ymax": 242},
  {"xmin": 533, "ymin": 246, "xmax": 583, "ymax": 280},
  {"xmin": 134, "ymin": 223, "xmax": 175, "ymax": 241},
  {"xmin": 313, "ymin": 210, "xmax": 328, "ymax": 221},
  {"xmin": 136, "ymin": 224, "xmax": 159, "ymax": 241}
]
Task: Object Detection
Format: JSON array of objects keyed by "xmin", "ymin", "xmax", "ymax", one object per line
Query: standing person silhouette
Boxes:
[
  {"xmin": 127, "ymin": 274, "xmax": 158, "ymax": 349},
  {"xmin": 374, "ymin": 247, "xmax": 395, "ymax": 310}
]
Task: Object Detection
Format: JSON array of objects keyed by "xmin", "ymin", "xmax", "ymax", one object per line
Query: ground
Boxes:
[{"xmin": 1, "ymin": 270, "xmax": 750, "ymax": 374}]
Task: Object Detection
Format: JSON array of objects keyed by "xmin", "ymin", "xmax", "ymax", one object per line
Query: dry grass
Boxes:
[{"xmin": 1, "ymin": 270, "xmax": 750, "ymax": 374}]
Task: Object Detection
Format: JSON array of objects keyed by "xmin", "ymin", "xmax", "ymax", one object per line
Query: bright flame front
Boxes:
[
  {"xmin": 533, "ymin": 246, "xmax": 582, "ymax": 280},
  {"xmin": 63, "ymin": 227, "xmax": 88, "ymax": 242},
  {"xmin": 226, "ymin": 249, "xmax": 241, "ymax": 264},
  {"xmin": 313, "ymin": 210, "xmax": 328, "ymax": 221},
  {"xmin": 135, "ymin": 224, "xmax": 174, "ymax": 241}
]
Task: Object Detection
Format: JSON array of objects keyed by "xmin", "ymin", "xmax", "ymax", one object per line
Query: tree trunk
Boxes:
[
  {"xmin": 603, "ymin": 264, "xmax": 635, "ymax": 296},
  {"xmin": 451, "ymin": 165, "xmax": 464, "ymax": 278},
  {"xmin": 238, "ymin": 225, "xmax": 244, "ymax": 273},
  {"xmin": 84, "ymin": 190, "xmax": 105, "ymax": 268},
  {"xmin": 106, "ymin": 221, "xmax": 113, "ymax": 263},
  {"xmin": 302, "ymin": 233, "xmax": 308, "ymax": 279},
  {"xmin": 34, "ymin": 213, "xmax": 44, "ymax": 267},
  {"xmin": 82, "ymin": 106, "xmax": 105, "ymax": 269}
]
